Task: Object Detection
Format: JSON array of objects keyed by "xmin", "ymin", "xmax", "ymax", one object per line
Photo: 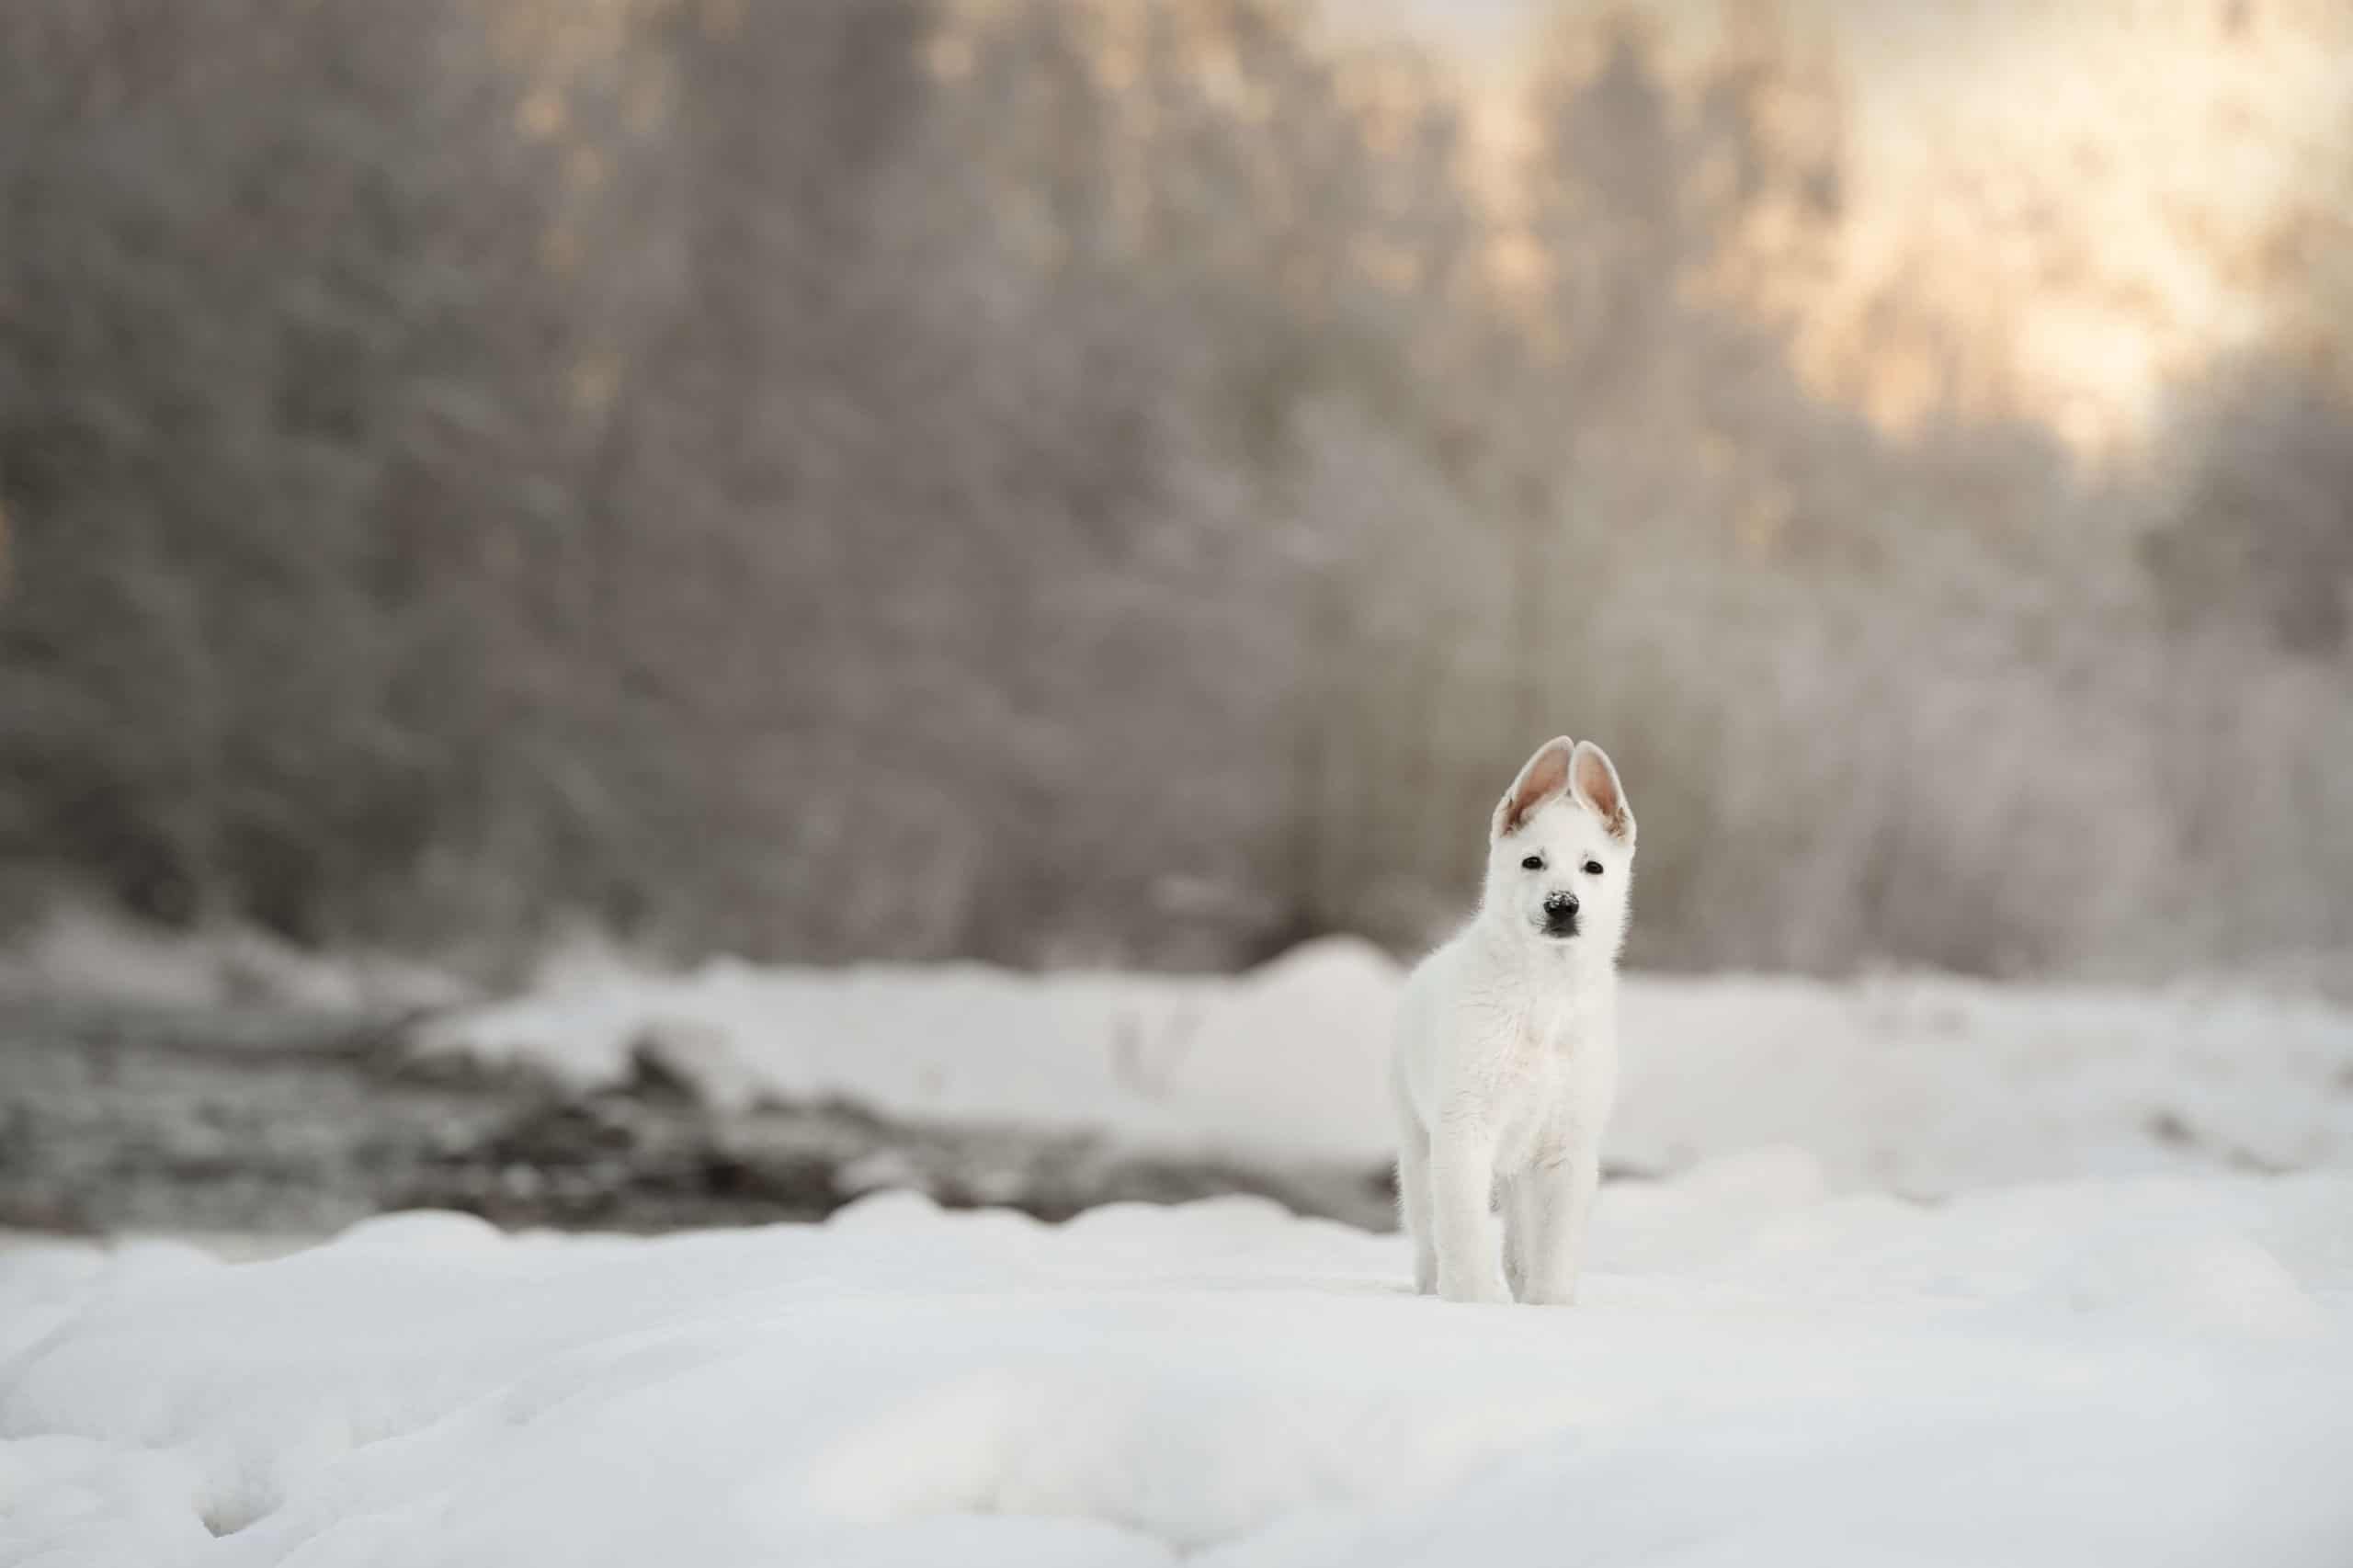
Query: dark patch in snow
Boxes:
[
  {"xmin": 0, "ymin": 1000, "xmax": 1405, "ymax": 1236},
  {"xmin": 2140, "ymin": 1108, "xmax": 2282, "ymax": 1176}
]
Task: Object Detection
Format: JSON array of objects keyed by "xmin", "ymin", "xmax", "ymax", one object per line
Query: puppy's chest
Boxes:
[{"xmin": 1483, "ymin": 999, "xmax": 1607, "ymax": 1166}]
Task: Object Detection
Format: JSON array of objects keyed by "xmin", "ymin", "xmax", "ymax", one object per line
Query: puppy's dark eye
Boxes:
[
  {"xmin": 1520, "ymin": 854, "xmax": 1544, "ymax": 871},
  {"xmin": 1583, "ymin": 860, "xmax": 1604, "ymax": 876}
]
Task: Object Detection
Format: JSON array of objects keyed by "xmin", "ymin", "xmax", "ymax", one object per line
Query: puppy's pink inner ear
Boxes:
[
  {"xmin": 1497, "ymin": 741, "xmax": 1574, "ymax": 836},
  {"xmin": 1573, "ymin": 744, "xmax": 1631, "ymax": 838}
]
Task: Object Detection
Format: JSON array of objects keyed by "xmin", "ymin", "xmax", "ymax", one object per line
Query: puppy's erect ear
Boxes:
[
  {"xmin": 1570, "ymin": 740, "xmax": 1634, "ymax": 843},
  {"xmin": 1494, "ymin": 736, "xmax": 1575, "ymax": 838}
]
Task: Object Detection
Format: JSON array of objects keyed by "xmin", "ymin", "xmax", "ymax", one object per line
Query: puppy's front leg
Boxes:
[
  {"xmin": 1518, "ymin": 1144, "xmax": 1600, "ymax": 1307},
  {"xmin": 1429, "ymin": 1128, "xmax": 1507, "ymax": 1304}
]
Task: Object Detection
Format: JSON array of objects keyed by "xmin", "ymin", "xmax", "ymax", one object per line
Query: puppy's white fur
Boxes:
[{"xmin": 1390, "ymin": 735, "xmax": 1635, "ymax": 1305}]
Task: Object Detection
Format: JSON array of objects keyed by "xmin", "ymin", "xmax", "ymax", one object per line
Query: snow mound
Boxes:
[
  {"xmin": 6, "ymin": 1162, "xmax": 2352, "ymax": 1567},
  {"xmin": 0, "ymin": 905, "xmax": 472, "ymax": 1015},
  {"xmin": 413, "ymin": 936, "xmax": 1402, "ymax": 1162},
  {"xmin": 414, "ymin": 945, "xmax": 2353, "ymax": 1192}
]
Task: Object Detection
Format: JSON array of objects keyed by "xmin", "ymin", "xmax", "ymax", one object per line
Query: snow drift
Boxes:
[
  {"xmin": 413, "ymin": 937, "xmax": 2353, "ymax": 1193},
  {"xmin": 6, "ymin": 1155, "xmax": 2351, "ymax": 1567}
]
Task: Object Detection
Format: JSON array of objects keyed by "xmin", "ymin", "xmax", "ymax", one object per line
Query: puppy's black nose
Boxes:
[{"xmin": 1543, "ymin": 892, "xmax": 1579, "ymax": 919}]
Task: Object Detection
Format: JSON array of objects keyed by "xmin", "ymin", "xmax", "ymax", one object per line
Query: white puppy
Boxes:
[{"xmin": 1390, "ymin": 735, "xmax": 1635, "ymax": 1305}]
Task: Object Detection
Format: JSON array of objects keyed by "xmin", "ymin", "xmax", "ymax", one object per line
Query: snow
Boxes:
[
  {"xmin": 13, "ymin": 934, "xmax": 2353, "ymax": 1561},
  {"xmin": 0, "ymin": 905, "xmax": 472, "ymax": 1016},
  {"xmin": 414, "ymin": 937, "xmax": 2353, "ymax": 1193},
  {"xmin": 413, "ymin": 936, "xmax": 1405, "ymax": 1162},
  {"xmin": 6, "ymin": 1156, "xmax": 2353, "ymax": 1566}
]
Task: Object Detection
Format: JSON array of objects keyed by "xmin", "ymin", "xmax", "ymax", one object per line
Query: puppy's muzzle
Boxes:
[{"xmin": 1541, "ymin": 891, "xmax": 1580, "ymax": 937}]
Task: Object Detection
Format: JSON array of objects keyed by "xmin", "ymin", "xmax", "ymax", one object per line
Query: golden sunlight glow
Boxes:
[{"xmin": 1370, "ymin": 0, "xmax": 2353, "ymax": 454}]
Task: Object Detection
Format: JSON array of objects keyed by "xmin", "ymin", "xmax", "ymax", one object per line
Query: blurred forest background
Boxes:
[{"xmin": 3, "ymin": 0, "xmax": 2349, "ymax": 982}]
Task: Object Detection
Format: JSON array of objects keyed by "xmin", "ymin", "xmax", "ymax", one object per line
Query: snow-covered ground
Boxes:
[
  {"xmin": 11, "ymin": 910, "xmax": 2350, "ymax": 1195},
  {"xmin": 415, "ymin": 937, "xmax": 2353, "ymax": 1194},
  {"xmin": 6, "ymin": 1154, "xmax": 2352, "ymax": 1567},
  {"xmin": 10, "ymin": 927, "xmax": 2353, "ymax": 1562},
  {"xmin": 0, "ymin": 905, "xmax": 472, "ymax": 1017}
]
